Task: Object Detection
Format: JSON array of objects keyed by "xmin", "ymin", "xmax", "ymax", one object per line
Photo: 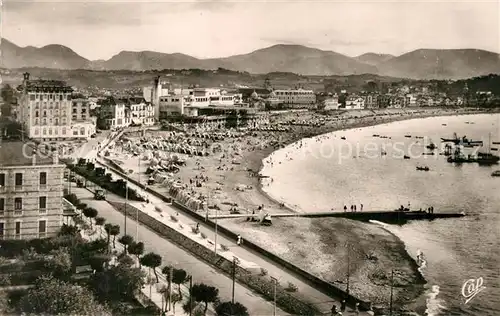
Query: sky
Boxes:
[{"xmin": 2, "ymin": 0, "xmax": 499, "ymax": 61}]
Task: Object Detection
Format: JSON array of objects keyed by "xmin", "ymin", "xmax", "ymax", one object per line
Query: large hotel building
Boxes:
[{"xmin": 17, "ymin": 73, "xmax": 95, "ymax": 141}]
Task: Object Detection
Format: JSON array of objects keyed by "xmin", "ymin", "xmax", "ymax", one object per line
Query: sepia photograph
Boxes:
[{"xmin": 0, "ymin": 0, "xmax": 499, "ymax": 315}]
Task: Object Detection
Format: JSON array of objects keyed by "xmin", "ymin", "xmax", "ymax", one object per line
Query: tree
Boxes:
[
  {"xmin": 109, "ymin": 225, "xmax": 120, "ymax": 248},
  {"xmin": 90, "ymin": 265, "xmax": 145, "ymax": 303},
  {"xmin": 83, "ymin": 207, "xmax": 98, "ymax": 228},
  {"xmin": 162, "ymin": 267, "xmax": 188, "ymax": 298},
  {"xmin": 128, "ymin": 241, "xmax": 144, "ymax": 266},
  {"xmin": 104, "ymin": 223, "xmax": 113, "ymax": 250},
  {"xmin": 95, "ymin": 217, "xmax": 106, "ymax": 227},
  {"xmin": 43, "ymin": 248, "xmax": 72, "ymax": 280},
  {"xmin": 18, "ymin": 275, "xmax": 110, "ymax": 315},
  {"xmin": 88, "ymin": 253, "xmax": 111, "ymax": 272},
  {"xmin": 191, "ymin": 283, "xmax": 219, "ymax": 316},
  {"xmin": 215, "ymin": 301, "xmax": 249, "ymax": 316},
  {"xmin": 118, "ymin": 234, "xmax": 134, "ymax": 254},
  {"xmin": 140, "ymin": 252, "xmax": 162, "ymax": 283}
]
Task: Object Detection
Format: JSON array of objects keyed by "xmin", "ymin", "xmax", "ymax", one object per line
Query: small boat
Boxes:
[
  {"xmin": 405, "ymin": 135, "xmax": 412, "ymax": 138},
  {"xmin": 422, "ymin": 152, "xmax": 435, "ymax": 156},
  {"xmin": 416, "ymin": 136, "xmax": 424, "ymax": 139},
  {"xmin": 381, "ymin": 151, "xmax": 387, "ymax": 156},
  {"xmin": 442, "ymin": 124, "xmax": 447, "ymax": 126},
  {"xmin": 491, "ymin": 170, "xmax": 500, "ymax": 177},
  {"xmin": 373, "ymin": 134, "xmax": 380, "ymax": 137},
  {"xmin": 493, "ymin": 141, "xmax": 500, "ymax": 145},
  {"xmin": 416, "ymin": 166, "xmax": 430, "ymax": 171},
  {"xmin": 341, "ymin": 136, "xmax": 346, "ymax": 140},
  {"xmin": 404, "ymin": 155, "xmax": 410, "ymax": 159},
  {"xmin": 492, "ymin": 148, "xmax": 498, "ymax": 151}
]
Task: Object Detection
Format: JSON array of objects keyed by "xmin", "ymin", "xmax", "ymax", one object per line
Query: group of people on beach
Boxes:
[{"xmin": 343, "ymin": 204, "xmax": 363, "ymax": 212}]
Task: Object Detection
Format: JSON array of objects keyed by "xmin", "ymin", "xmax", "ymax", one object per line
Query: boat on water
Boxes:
[
  {"xmin": 442, "ymin": 123, "xmax": 447, "ymax": 126},
  {"xmin": 341, "ymin": 136, "xmax": 346, "ymax": 140},
  {"xmin": 373, "ymin": 134, "xmax": 380, "ymax": 137},
  {"xmin": 426, "ymin": 142, "xmax": 437, "ymax": 150},
  {"xmin": 404, "ymin": 135, "xmax": 412, "ymax": 138},
  {"xmin": 441, "ymin": 133, "xmax": 483, "ymax": 146},
  {"xmin": 404, "ymin": 155, "xmax": 411, "ymax": 159},
  {"xmin": 493, "ymin": 141, "xmax": 500, "ymax": 145},
  {"xmin": 422, "ymin": 152, "xmax": 435, "ymax": 156},
  {"xmin": 492, "ymin": 170, "xmax": 500, "ymax": 177},
  {"xmin": 416, "ymin": 166, "xmax": 430, "ymax": 171},
  {"xmin": 447, "ymin": 134, "xmax": 500, "ymax": 165}
]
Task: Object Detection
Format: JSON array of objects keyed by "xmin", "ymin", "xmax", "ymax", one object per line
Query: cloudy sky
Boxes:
[{"xmin": 3, "ymin": 0, "xmax": 499, "ymax": 60}]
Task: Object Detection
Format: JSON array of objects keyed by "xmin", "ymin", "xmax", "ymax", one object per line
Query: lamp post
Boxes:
[
  {"xmin": 136, "ymin": 155, "xmax": 140, "ymax": 240},
  {"xmin": 124, "ymin": 180, "xmax": 128, "ymax": 235},
  {"xmin": 346, "ymin": 243, "xmax": 350, "ymax": 296},
  {"xmin": 231, "ymin": 256, "xmax": 238, "ymax": 304},
  {"xmin": 389, "ymin": 269, "xmax": 394, "ymax": 316},
  {"xmin": 188, "ymin": 275, "xmax": 193, "ymax": 316},
  {"xmin": 271, "ymin": 276, "xmax": 277, "ymax": 316}
]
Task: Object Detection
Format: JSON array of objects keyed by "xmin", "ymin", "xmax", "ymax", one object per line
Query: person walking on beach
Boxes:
[
  {"xmin": 350, "ymin": 205, "xmax": 354, "ymax": 212},
  {"xmin": 354, "ymin": 302, "xmax": 360, "ymax": 315},
  {"xmin": 237, "ymin": 234, "xmax": 242, "ymax": 246},
  {"xmin": 331, "ymin": 304, "xmax": 342, "ymax": 316},
  {"xmin": 344, "ymin": 205, "xmax": 347, "ymax": 212},
  {"xmin": 360, "ymin": 203, "xmax": 363, "ymax": 211},
  {"xmin": 353, "ymin": 205, "xmax": 357, "ymax": 212},
  {"xmin": 340, "ymin": 299, "xmax": 347, "ymax": 312}
]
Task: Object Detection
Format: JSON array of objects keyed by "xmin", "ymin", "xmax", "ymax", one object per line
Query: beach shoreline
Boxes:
[{"xmin": 114, "ymin": 107, "xmax": 497, "ymax": 311}]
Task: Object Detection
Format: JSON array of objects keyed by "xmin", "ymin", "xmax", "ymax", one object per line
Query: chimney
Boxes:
[{"xmin": 32, "ymin": 153, "xmax": 37, "ymax": 166}]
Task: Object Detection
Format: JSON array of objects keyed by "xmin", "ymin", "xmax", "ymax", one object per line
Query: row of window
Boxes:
[
  {"xmin": 34, "ymin": 110, "xmax": 67, "ymax": 117},
  {"xmin": 32, "ymin": 101, "xmax": 70, "ymax": 108},
  {"xmin": 0, "ymin": 172, "xmax": 47, "ymax": 187},
  {"xmin": 33, "ymin": 118, "xmax": 68, "ymax": 126},
  {"xmin": 0, "ymin": 220, "xmax": 47, "ymax": 238},
  {"xmin": 29, "ymin": 94, "xmax": 71, "ymax": 101},
  {"xmin": 0, "ymin": 196, "xmax": 48, "ymax": 213},
  {"xmin": 275, "ymin": 91, "xmax": 314, "ymax": 95}
]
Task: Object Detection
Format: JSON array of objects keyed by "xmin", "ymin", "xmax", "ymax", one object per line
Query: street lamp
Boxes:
[
  {"xmin": 270, "ymin": 276, "xmax": 277, "ymax": 316},
  {"xmin": 231, "ymin": 256, "xmax": 239, "ymax": 304},
  {"xmin": 389, "ymin": 269, "xmax": 395, "ymax": 316}
]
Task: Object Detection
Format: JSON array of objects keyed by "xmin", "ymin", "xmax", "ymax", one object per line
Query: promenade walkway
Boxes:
[{"xmin": 73, "ymin": 187, "xmax": 287, "ymax": 316}]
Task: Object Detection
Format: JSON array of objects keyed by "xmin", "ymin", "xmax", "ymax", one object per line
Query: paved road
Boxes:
[{"xmin": 73, "ymin": 187, "xmax": 289, "ymax": 316}]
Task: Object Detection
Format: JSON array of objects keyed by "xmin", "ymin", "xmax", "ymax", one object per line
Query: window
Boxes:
[
  {"xmin": 15, "ymin": 173, "xmax": 23, "ymax": 187},
  {"xmin": 59, "ymin": 95, "xmax": 63, "ymax": 101},
  {"xmin": 39, "ymin": 220, "xmax": 47, "ymax": 237},
  {"xmin": 39, "ymin": 196, "xmax": 47, "ymax": 210},
  {"xmin": 35, "ymin": 128, "xmax": 39, "ymax": 135},
  {"xmin": 67, "ymin": 95, "xmax": 71, "ymax": 100},
  {"xmin": 0, "ymin": 173, "xmax": 4, "ymax": 188},
  {"xmin": 14, "ymin": 198, "xmax": 22, "ymax": 210},
  {"xmin": 0, "ymin": 198, "xmax": 4, "ymax": 215},
  {"xmin": 30, "ymin": 94, "xmax": 35, "ymax": 101},
  {"xmin": 0, "ymin": 222, "xmax": 4, "ymax": 239},
  {"xmin": 15, "ymin": 221, "xmax": 21, "ymax": 238},
  {"xmin": 40, "ymin": 172, "xmax": 47, "ymax": 185}
]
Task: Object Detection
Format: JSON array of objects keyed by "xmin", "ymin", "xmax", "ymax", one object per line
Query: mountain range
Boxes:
[{"xmin": 2, "ymin": 39, "xmax": 500, "ymax": 80}]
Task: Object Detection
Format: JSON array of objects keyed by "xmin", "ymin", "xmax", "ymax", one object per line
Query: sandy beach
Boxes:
[{"xmin": 106, "ymin": 107, "xmax": 493, "ymax": 310}]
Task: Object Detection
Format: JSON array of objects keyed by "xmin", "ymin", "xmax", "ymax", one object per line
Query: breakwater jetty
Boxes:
[{"xmin": 210, "ymin": 210, "xmax": 466, "ymax": 225}]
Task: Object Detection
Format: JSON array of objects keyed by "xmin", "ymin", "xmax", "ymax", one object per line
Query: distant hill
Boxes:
[
  {"xmin": 378, "ymin": 49, "xmax": 500, "ymax": 79},
  {"xmin": 210, "ymin": 44, "xmax": 378, "ymax": 76},
  {"xmin": 97, "ymin": 51, "xmax": 211, "ymax": 71},
  {"xmin": 3, "ymin": 39, "xmax": 500, "ymax": 79},
  {"xmin": 1, "ymin": 39, "xmax": 90, "ymax": 69},
  {"xmin": 355, "ymin": 53, "xmax": 395, "ymax": 66}
]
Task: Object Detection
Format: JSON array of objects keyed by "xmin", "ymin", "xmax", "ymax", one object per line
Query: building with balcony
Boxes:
[
  {"xmin": 99, "ymin": 97, "xmax": 154, "ymax": 129},
  {"xmin": 345, "ymin": 96, "xmax": 365, "ymax": 109},
  {"xmin": 273, "ymin": 89, "xmax": 316, "ymax": 105},
  {"xmin": 17, "ymin": 73, "xmax": 97, "ymax": 141},
  {"xmin": 0, "ymin": 142, "xmax": 65, "ymax": 240}
]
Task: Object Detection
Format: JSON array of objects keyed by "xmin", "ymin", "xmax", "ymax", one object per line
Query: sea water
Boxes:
[{"xmin": 261, "ymin": 113, "xmax": 500, "ymax": 316}]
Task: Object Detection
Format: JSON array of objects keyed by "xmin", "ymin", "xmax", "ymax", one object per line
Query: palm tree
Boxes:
[
  {"xmin": 118, "ymin": 234, "xmax": 134, "ymax": 254},
  {"xmin": 95, "ymin": 217, "xmax": 106, "ymax": 233},
  {"xmin": 104, "ymin": 223, "xmax": 113, "ymax": 250},
  {"xmin": 82, "ymin": 207, "xmax": 98, "ymax": 228},
  {"xmin": 191, "ymin": 283, "xmax": 219, "ymax": 316},
  {"xmin": 172, "ymin": 268, "xmax": 188, "ymax": 298},
  {"xmin": 140, "ymin": 252, "xmax": 162, "ymax": 283},
  {"xmin": 128, "ymin": 242, "xmax": 144, "ymax": 266},
  {"xmin": 109, "ymin": 225, "xmax": 120, "ymax": 248}
]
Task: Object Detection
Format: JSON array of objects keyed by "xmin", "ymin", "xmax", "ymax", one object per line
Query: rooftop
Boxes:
[
  {"xmin": 17, "ymin": 79, "xmax": 73, "ymax": 93},
  {"xmin": 0, "ymin": 141, "xmax": 58, "ymax": 167}
]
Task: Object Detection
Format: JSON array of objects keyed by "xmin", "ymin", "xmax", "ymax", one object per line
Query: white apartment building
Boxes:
[
  {"xmin": 17, "ymin": 73, "xmax": 96, "ymax": 141},
  {"xmin": 0, "ymin": 142, "xmax": 65, "ymax": 240},
  {"xmin": 323, "ymin": 95, "xmax": 340, "ymax": 110},
  {"xmin": 100, "ymin": 97, "xmax": 154, "ymax": 129},
  {"xmin": 345, "ymin": 97, "xmax": 365, "ymax": 109},
  {"xmin": 158, "ymin": 88, "xmax": 244, "ymax": 118},
  {"xmin": 273, "ymin": 89, "xmax": 316, "ymax": 105}
]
